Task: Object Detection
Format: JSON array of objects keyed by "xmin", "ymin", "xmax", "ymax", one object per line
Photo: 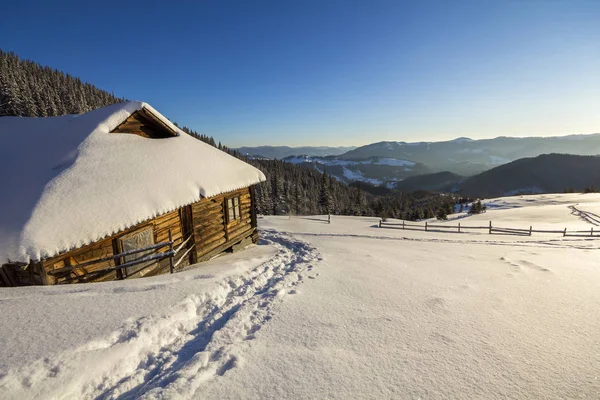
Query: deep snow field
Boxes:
[{"xmin": 1, "ymin": 193, "xmax": 599, "ymax": 399}]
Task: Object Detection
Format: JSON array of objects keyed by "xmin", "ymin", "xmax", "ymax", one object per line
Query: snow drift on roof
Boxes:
[{"xmin": 0, "ymin": 101, "xmax": 266, "ymax": 263}]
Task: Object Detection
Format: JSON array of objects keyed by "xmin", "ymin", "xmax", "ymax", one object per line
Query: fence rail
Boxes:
[
  {"xmin": 379, "ymin": 219, "xmax": 600, "ymax": 238},
  {"xmin": 49, "ymin": 229, "xmax": 195, "ymax": 279}
]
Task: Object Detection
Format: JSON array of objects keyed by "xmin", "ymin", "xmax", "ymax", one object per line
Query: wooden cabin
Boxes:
[{"xmin": 0, "ymin": 102, "xmax": 266, "ymax": 286}]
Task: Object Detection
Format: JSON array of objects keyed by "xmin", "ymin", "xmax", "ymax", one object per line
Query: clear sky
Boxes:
[{"xmin": 1, "ymin": 0, "xmax": 599, "ymax": 147}]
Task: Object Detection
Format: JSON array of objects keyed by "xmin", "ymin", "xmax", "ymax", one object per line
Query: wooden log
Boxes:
[
  {"xmin": 197, "ymin": 241, "xmax": 223, "ymax": 258},
  {"xmin": 227, "ymin": 226, "xmax": 255, "ymax": 244},
  {"xmin": 196, "ymin": 228, "xmax": 255, "ymax": 262},
  {"xmin": 197, "ymin": 230, "xmax": 226, "ymax": 245},
  {"xmin": 156, "ymin": 228, "xmax": 182, "ymax": 242},
  {"xmin": 196, "ymin": 224, "xmax": 226, "ymax": 239},
  {"xmin": 227, "ymin": 219, "xmax": 252, "ymax": 238},
  {"xmin": 192, "ymin": 201, "xmax": 223, "ymax": 213},
  {"xmin": 197, "ymin": 237, "xmax": 227, "ymax": 258},
  {"xmin": 193, "ymin": 220, "xmax": 225, "ymax": 233},
  {"xmin": 194, "ymin": 214, "xmax": 224, "ymax": 225},
  {"xmin": 193, "ymin": 207, "xmax": 225, "ymax": 222},
  {"xmin": 250, "ymin": 185, "xmax": 258, "ymax": 229},
  {"xmin": 193, "ymin": 208, "xmax": 222, "ymax": 220},
  {"xmin": 154, "ymin": 217, "xmax": 181, "ymax": 233}
]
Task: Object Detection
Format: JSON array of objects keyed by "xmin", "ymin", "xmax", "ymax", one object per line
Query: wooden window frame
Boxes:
[
  {"xmin": 225, "ymin": 195, "xmax": 241, "ymax": 223},
  {"xmin": 116, "ymin": 225, "xmax": 155, "ymax": 277}
]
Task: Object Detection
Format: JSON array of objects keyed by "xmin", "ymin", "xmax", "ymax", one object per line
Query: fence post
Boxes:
[
  {"xmin": 529, "ymin": 226, "xmax": 532, "ymax": 236},
  {"xmin": 328, "ymin": 214, "xmax": 331, "ymax": 224},
  {"xmin": 403, "ymin": 220, "xmax": 405, "ymax": 230},
  {"xmin": 591, "ymin": 227, "xmax": 594, "ymax": 237},
  {"xmin": 379, "ymin": 219, "xmax": 381, "ymax": 228},
  {"xmin": 425, "ymin": 221, "xmax": 428, "ymax": 231},
  {"xmin": 563, "ymin": 228, "xmax": 567, "ymax": 237},
  {"xmin": 168, "ymin": 229, "xmax": 174, "ymax": 274},
  {"xmin": 489, "ymin": 221, "xmax": 492, "ymax": 234},
  {"xmin": 458, "ymin": 222, "xmax": 461, "ymax": 233}
]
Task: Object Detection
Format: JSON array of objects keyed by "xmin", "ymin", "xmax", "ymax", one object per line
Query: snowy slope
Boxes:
[
  {"xmin": 1, "ymin": 194, "xmax": 600, "ymax": 399},
  {"xmin": 284, "ymin": 155, "xmax": 415, "ymax": 168},
  {"xmin": 0, "ymin": 102, "xmax": 265, "ymax": 263},
  {"xmin": 283, "ymin": 155, "xmax": 426, "ymax": 185}
]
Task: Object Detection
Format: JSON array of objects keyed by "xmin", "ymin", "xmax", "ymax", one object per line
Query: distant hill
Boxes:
[
  {"xmin": 282, "ymin": 155, "xmax": 431, "ymax": 186},
  {"xmin": 393, "ymin": 171, "xmax": 464, "ymax": 192},
  {"xmin": 236, "ymin": 145, "xmax": 356, "ymax": 159},
  {"xmin": 340, "ymin": 135, "xmax": 600, "ymax": 176},
  {"xmin": 459, "ymin": 154, "xmax": 600, "ymax": 197},
  {"xmin": 348, "ymin": 181, "xmax": 393, "ymax": 196}
]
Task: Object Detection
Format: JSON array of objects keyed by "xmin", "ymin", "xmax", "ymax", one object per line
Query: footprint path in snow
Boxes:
[
  {"xmin": 0, "ymin": 230, "xmax": 320, "ymax": 400},
  {"xmin": 500, "ymin": 256, "xmax": 551, "ymax": 275},
  {"xmin": 569, "ymin": 205, "xmax": 600, "ymax": 226}
]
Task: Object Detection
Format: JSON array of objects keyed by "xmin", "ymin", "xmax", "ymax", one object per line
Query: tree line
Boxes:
[{"xmin": 0, "ymin": 50, "xmax": 124, "ymax": 117}]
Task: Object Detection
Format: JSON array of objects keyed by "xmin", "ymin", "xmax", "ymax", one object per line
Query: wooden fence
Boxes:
[
  {"xmin": 379, "ymin": 220, "xmax": 600, "ymax": 238},
  {"xmin": 47, "ymin": 229, "xmax": 194, "ymax": 281}
]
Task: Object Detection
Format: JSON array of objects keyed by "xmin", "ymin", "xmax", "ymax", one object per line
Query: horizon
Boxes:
[
  {"xmin": 237, "ymin": 131, "xmax": 600, "ymax": 150},
  {"xmin": 2, "ymin": 1, "xmax": 599, "ymax": 147}
]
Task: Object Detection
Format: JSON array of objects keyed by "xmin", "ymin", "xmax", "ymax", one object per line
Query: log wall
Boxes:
[{"xmin": 192, "ymin": 187, "xmax": 256, "ymax": 262}]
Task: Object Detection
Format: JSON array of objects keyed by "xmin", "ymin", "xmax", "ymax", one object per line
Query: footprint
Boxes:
[{"xmin": 425, "ymin": 297, "xmax": 449, "ymax": 313}]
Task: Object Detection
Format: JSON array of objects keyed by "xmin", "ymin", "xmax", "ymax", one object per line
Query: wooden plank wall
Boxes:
[
  {"xmin": 42, "ymin": 237, "xmax": 118, "ymax": 284},
  {"xmin": 192, "ymin": 194, "xmax": 228, "ymax": 260},
  {"xmin": 226, "ymin": 188, "xmax": 253, "ymax": 241},
  {"xmin": 191, "ymin": 187, "xmax": 255, "ymax": 262}
]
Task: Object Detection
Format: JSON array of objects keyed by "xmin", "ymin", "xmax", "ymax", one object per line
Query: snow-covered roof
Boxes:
[{"xmin": 0, "ymin": 101, "xmax": 266, "ymax": 263}]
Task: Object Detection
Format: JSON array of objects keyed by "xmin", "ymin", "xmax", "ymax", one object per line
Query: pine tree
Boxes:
[
  {"xmin": 436, "ymin": 207, "xmax": 448, "ymax": 220},
  {"xmin": 469, "ymin": 200, "xmax": 485, "ymax": 214},
  {"xmin": 444, "ymin": 202, "xmax": 453, "ymax": 216},
  {"xmin": 319, "ymin": 171, "xmax": 334, "ymax": 215},
  {"xmin": 0, "ymin": 49, "xmax": 123, "ymax": 117}
]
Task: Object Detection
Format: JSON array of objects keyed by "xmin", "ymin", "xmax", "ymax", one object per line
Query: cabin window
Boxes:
[
  {"xmin": 119, "ymin": 227, "xmax": 155, "ymax": 276},
  {"xmin": 226, "ymin": 196, "xmax": 241, "ymax": 222}
]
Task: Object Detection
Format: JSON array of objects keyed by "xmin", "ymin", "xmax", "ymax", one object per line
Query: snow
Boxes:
[
  {"xmin": 2, "ymin": 193, "xmax": 600, "ymax": 399},
  {"xmin": 0, "ymin": 102, "xmax": 265, "ymax": 263},
  {"xmin": 450, "ymin": 137, "xmax": 473, "ymax": 143},
  {"xmin": 285, "ymin": 155, "xmax": 414, "ymax": 168},
  {"xmin": 503, "ymin": 186, "xmax": 545, "ymax": 196},
  {"xmin": 375, "ymin": 157, "xmax": 415, "ymax": 167},
  {"xmin": 489, "ymin": 155, "xmax": 512, "ymax": 164},
  {"xmin": 341, "ymin": 167, "xmax": 382, "ymax": 185}
]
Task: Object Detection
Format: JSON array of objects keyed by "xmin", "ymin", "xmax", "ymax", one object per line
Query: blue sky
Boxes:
[{"xmin": 1, "ymin": 0, "xmax": 599, "ymax": 147}]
